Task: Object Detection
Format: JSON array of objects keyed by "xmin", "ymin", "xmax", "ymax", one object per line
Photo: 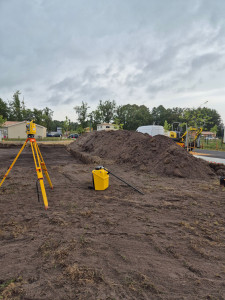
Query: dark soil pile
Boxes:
[
  {"xmin": 209, "ymin": 162, "xmax": 225, "ymax": 176},
  {"xmin": 68, "ymin": 130, "xmax": 215, "ymax": 179}
]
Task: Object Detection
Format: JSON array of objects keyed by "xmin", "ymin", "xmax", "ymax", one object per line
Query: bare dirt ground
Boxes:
[{"xmin": 0, "ymin": 132, "xmax": 225, "ymax": 300}]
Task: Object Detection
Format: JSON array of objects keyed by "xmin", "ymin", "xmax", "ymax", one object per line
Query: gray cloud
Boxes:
[
  {"xmin": 63, "ymin": 98, "xmax": 75, "ymax": 105},
  {"xmin": 0, "ymin": 0, "xmax": 225, "ymax": 121},
  {"xmin": 47, "ymin": 94, "xmax": 63, "ymax": 106},
  {"xmin": 191, "ymin": 53, "xmax": 222, "ymax": 69},
  {"xmin": 49, "ymin": 77, "xmax": 82, "ymax": 93}
]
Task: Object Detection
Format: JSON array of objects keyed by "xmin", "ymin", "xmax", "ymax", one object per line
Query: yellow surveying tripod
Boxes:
[{"xmin": 0, "ymin": 121, "xmax": 53, "ymax": 209}]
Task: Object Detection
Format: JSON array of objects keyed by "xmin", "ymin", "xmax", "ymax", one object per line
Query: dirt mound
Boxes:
[
  {"xmin": 209, "ymin": 162, "xmax": 225, "ymax": 177},
  {"xmin": 68, "ymin": 130, "xmax": 215, "ymax": 179}
]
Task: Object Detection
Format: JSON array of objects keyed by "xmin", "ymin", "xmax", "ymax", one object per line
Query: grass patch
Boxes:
[
  {"xmin": 125, "ymin": 272, "xmax": 160, "ymax": 294},
  {"xmin": 180, "ymin": 221, "xmax": 195, "ymax": 231},
  {"xmin": 64, "ymin": 264, "xmax": 104, "ymax": 284},
  {"xmin": 48, "ymin": 215, "xmax": 68, "ymax": 226},
  {"xmin": 80, "ymin": 210, "xmax": 93, "ymax": 218},
  {"xmin": 1, "ymin": 221, "xmax": 27, "ymax": 238},
  {"xmin": 0, "ymin": 277, "xmax": 24, "ymax": 300},
  {"xmin": 189, "ymin": 241, "xmax": 210, "ymax": 259},
  {"xmin": 38, "ymin": 239, "xmax": 61, "ymax": 258},
  {"xmin": 201, "ymin": 139, "xmax": 225, "ymax": 151}
]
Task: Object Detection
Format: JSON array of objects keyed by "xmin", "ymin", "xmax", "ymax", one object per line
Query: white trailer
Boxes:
[{"xmin": 136, "ymin": 125, "xmax": 165, "ymax": 136}]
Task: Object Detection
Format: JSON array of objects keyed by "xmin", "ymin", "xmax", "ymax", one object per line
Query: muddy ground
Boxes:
[{"xmin": 0, "ymin": 142, "xmax": 225, "ymax": 299}]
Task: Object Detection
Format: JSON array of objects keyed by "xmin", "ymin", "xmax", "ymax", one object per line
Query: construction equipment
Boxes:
[
  {"xmin": 0, "ymin": 120, "xmax": 53, "ymax": 209},
  {"xmin": 169, "ymin": 122, "xmax": 202, "ymax": 150},
  {"xmin": 169, "ymin": 122, "xmax": 187, "ymax": 148},
  {"xmin": 92, "ymin": 166, "xmax": 144, "ymax": 195},
  {"xmin": 188, "ymin": 127, "xmax": 203, "ymax": 149}
]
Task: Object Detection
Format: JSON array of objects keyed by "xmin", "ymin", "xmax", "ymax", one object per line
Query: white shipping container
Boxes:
[{"xmin": 136, "ymin": 125, "xmax": 165, "ymax": 137}]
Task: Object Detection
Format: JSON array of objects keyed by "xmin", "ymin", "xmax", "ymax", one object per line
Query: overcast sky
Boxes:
[{"xmin": 0, "ymin": 0, "xmax": 225, "ymax": 123}]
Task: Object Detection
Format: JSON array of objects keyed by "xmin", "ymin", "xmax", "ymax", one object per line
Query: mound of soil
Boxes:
[
  {"xmin": 68, "ymin": 130, "xmax": 215, "ymax": 179},
  {"xmin": 209, "ymin": 162, "xmax": 225, "ymax": 176}
]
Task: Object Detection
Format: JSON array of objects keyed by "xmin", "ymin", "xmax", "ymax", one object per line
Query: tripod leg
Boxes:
[
  {"xmin": 0, "ymin": 139, "xmax": 28, "ymax": 187},
  {"xmin": 36, "ymin": 143, "xmax": 53, "ymax": 189},
  {"xmin": 30, "ymin": 141, "xmax": 48, "ymax": 209}
]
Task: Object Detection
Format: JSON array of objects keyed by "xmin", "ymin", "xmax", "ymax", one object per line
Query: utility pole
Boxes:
[{"xmin": 223, "ymin": 126, "xmax": 225, "ymax": 144}]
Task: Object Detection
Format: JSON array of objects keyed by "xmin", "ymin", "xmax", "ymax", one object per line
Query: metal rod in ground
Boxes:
[{"xmin": 107, "ymin": 170, "xmax": 144, "ymax": 195}]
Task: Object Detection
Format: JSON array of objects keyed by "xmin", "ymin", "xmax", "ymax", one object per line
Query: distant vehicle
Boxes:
[
  {"xmin": 136, "ymin": 125, "xmax": 164, "ymax": 136},
  {"xmin": 46, "ymin": 132, "xmax": 62, "ymax": 137},
  {"xmin": 68, "ymin": 133, "xmax": 79, "ymax": 139}
]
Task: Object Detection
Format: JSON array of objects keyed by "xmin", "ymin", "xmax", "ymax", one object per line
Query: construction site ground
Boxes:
[{"xmin": 0, "ymin": 135, "xmax": 225, "ymax": 299}]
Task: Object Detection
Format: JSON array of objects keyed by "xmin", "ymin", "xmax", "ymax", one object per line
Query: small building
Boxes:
[
  {"xmin": 97, "ymin": 123, "xmax": 119, "ymax": 131},
  {"xmin": 1, "ymin": 121, "xmax": 47, "ymax": 139},
  {"xmin": 201, "ymin": 131, "xmax": 216, "ymax": 139}
]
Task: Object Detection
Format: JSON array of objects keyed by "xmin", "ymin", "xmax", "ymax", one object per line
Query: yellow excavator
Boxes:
[{"xmin": 169, "ymin": 122, "xmax": 202, "ymax": 150}]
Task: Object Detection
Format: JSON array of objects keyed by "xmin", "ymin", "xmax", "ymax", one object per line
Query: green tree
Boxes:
[
  {"xmin": 200, "ymin": 108, "xmax": 222, "ymax": 131},
  {"xmin": 151, "ymin": 105, "xmax": 170, "ymax": 126},
  {"xmin": 182, "ymin": 108, "xmax": 206, "ymax": 128},
  {"xmin": 210, "ymin": 124, "xmax": 218, "ymax": 135},
  {"xmin": 21, "ymin": 99, "xmax": 33, "ymax": 120},
  {"xmin": 67, "ymin": 121, "xmax": 79, "ymax": 132},
  {"xmin": 22, "ymin": 108, "xmax": 33, "ymax": 120},
  {"xmin": 116, "ymin": 104, "xmax": 152, "ymax": 130},
  {"xmin": 113, "ymin": 117, "xmax": 123, "ymax": 129},
  {"xmin": 165, "ymin": 107, "xmax": 184, "ymax": 125},
  {"xmin": 74, "ymin": 101, "xmax": 89, "ymax": 128},
  {"xmin": 181, "ymin": 107, "xmax": 222, "ymax": 130},
  {"xmin": 0, "ymin": 98, "xmax": 9, "ymax": 119},
  {"xmin": 97, "ymin": 100, "xmax": 116, "ymax": 123},
  {"xmin": 89, "ymin": 109, "xmax": 102, "ymax": 130},
  {"xmin": 163, "ymin": 120, "xmax": 171, "ymax": 132},
  {"xmin": 33, "ymin": 108, "xmax": 43, "ymax": 125},
  {"xmin": 42, "ymin": 107, "xmax": 54, "ymax": 131},
  {"xmin": 9, "ymin": 91, "xmax": 23, "ymax": 121},
  {"xmin": 77, "ymin": 126, "xmax": 85, "ymax": 134},
  {"xmin": 0, "ymin": 115, "xmax": 6, "ymax": 126},
  {"xmin": 63, "ymin": 116, "xmax": 70, "ymax": 135}
]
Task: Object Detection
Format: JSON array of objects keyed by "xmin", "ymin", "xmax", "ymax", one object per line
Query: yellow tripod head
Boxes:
[{"xmin": 26, "ymin": 120, "xmax": 36, "ymax": 137}]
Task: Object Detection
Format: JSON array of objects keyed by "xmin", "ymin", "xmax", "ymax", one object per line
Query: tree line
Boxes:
[
  {"xmin": 0, "ymin": 91, "xmax": 224, "ymax": 135},
  {"xmin": 0, "ymin": 91, "xmax": 78, "ymax": 132},
  {"xmin": 75, "ymin": 100, "xmax": 223, "ymax": 135}
]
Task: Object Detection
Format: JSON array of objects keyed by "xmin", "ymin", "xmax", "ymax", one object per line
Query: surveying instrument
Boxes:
[{"xmin": 0, "ymin": 120, "xmax": 53, "ymax": 209}]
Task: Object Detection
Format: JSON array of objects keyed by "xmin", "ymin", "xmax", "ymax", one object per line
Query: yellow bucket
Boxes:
[{"xmin": 92, "ymin": 168, "xmax": 109, "ymax": 190}]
